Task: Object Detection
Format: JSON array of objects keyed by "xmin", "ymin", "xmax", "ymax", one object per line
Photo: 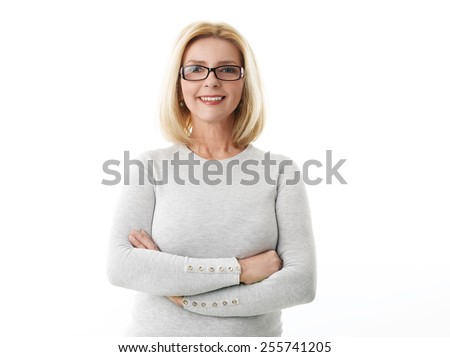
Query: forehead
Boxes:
[{"xmin": 182, "ymin": 37, "xmax": 242, "ymax": 65}]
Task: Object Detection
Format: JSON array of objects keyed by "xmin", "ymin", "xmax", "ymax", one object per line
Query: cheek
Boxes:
[
  {"xmin": 230, "ymin": 84, "xmax": 244, "ymax": 103},
  {"xmin": 180, "ymin": 82, "xmax": 196, "ymax": 101},
  {"xmin": 180, "ymin": 84, "xmax": 201, "ymax": 113}
]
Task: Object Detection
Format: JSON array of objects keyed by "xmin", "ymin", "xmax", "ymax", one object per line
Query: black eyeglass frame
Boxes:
[{"xmin": 180, "ymin": 65, "xmax": 245, "ymax": 81}]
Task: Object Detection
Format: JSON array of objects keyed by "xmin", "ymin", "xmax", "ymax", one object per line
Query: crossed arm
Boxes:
[{"xmin": 127, "ymin": 229, "xmax": 282, "ymax": 306}]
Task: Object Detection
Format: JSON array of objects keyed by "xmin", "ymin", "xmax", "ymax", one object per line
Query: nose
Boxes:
[{"xmin": 204, "ymin": 70, "xmax": 220, "ymax": 87}]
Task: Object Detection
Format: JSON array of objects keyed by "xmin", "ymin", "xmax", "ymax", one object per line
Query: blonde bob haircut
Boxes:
[{"xmin": 159, "ymin": 21, "xmax": 265, "ymax": 148}]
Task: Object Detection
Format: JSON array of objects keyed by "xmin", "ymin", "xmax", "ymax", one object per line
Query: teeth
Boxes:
[{"xmin": 200, "ymin": 96, "xmax": 223, "ymax": 102}]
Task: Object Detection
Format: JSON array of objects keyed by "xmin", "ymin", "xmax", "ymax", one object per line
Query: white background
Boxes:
[{"xmin": 1, "ymin": 0, "xmax": 449, "ymax": 347}]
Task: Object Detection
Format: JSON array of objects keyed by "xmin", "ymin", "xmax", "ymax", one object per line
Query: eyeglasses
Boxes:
[{"xmin": 180, "ymin": 65, "xmax": 244, "ymax": 81}]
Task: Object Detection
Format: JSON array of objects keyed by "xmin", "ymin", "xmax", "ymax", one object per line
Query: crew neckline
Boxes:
[{"xmin": 177, "ymin": 143, "xmax": 254, "ymax": 163}]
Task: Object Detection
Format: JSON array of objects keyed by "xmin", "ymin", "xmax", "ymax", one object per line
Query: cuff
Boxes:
[
  {"xmin": 182, "ymin": 296, "xmax": 240, "ymax": 310},
  {"xmin": 183, "ymin": 257, "xmax": 241, "ymax": 281}
]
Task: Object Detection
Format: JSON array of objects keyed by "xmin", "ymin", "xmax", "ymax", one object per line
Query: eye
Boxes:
[
  {"xmin": 185, "ymin": 65, "xmax": 206, "ymax": 73},
  {"xmin": 218, "ymin": 66, "xmax": 239, "ymax": 74}
]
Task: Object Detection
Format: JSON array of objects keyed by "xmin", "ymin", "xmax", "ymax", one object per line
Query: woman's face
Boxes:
[{"xmin": 180, "ymin": 37, "xmax": 244, "ymax": 125}]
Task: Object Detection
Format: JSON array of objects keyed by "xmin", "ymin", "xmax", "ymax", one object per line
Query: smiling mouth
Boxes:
[{"xmin": 199, "ymin": 96, "xmax": 225, "ymax": 102}]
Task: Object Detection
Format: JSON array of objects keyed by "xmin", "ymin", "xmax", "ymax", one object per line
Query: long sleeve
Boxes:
[
  {"xmin": 182, "ymin": 159, "xmax": 317, "ymax": 316},
  {"xmin": 106, "ymin": 151, "xmax": 241, "ymax": 296}
]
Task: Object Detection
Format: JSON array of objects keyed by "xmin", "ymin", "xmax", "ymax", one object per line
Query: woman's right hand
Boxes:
[{"xmin": 238, "ymin": 250, "xmax": 282, "ymax": 285}]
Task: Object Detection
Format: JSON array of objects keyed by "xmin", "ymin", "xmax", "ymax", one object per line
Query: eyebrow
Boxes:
[{"xmin": 184, "ymin": 60, "xmax": 240, "ymax": 66}]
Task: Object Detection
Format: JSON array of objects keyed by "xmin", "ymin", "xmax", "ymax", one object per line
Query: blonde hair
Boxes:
[{"xmin": 159, "ymin": 21, "xmax": 265, "ymax": 147}]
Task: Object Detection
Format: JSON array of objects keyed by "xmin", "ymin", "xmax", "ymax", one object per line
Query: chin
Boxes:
[{"xmin": 193, "ymin": 113, "xmax": 233, "ymax": 124}]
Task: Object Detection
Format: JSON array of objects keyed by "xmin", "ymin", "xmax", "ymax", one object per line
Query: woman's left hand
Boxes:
[
  {"xmin": 128, "ymin": 229, "xmax": 184, "ymax": 307},
  {"xmin": 128, "ymin": 229, "xmax": 160, "ymax": 251}
]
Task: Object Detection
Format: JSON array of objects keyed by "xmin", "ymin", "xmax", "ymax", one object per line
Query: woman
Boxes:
[{"xmin": 107, "ymin": 21, "xmax": 316, "ymax": 337}]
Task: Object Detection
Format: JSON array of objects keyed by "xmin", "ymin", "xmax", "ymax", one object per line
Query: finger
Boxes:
[
  {"xmin": 130, "ymin": 229, "xmax": 152, "ymax": 246},
  {"xmin": 128, "ymin": 234, "xmax": 146, "ymax": 249},
  {"xmin": 135, "ymin": 231, "xmax": 158, "ymax": 250},
  {"xmin": 128, "ymin": 235, "xmax": 141, "ymax": 248},
  {"xmin": 152, "ymin": 243, "xmax": 160, "ymax": 251},
  {"xmin": 130, "ymin": 229, "xmax": 140, "ymax": 238},
  {"xmin": 167, "ymin": 296, "xmax": 182, "ymax": 306},
  {"xmin": 129, "ymin": 229, "xmax": 159, "ymax": 250},
  {"xmin": 141, "ymin": 230, "xmax": 160, "ymax": 251},
  {"xmin": 140, "ymin": 230, "xmax": 155, "ymax": 241}
]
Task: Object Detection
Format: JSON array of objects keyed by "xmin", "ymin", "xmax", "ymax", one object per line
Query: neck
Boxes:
[{"xmin": 187, "ymin": 118, "xmax": 245, "ymax": 160}]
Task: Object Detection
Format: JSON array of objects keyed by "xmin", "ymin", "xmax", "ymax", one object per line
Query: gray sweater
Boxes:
[{"xmin": 107, "ymin": 143, "xmax": 316, "ymax": 337}]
